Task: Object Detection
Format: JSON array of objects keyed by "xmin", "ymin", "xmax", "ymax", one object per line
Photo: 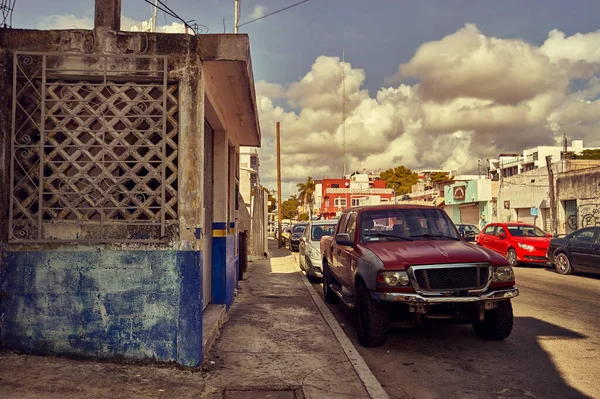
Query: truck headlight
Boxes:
[
  {"xmin": 517, "ymin": 242, "xmax": 534, "ymax": 251},
  {"xmin": 377, "ymin": 271, "xmax": 410, "ymax": 287},
  {"xmin": 492, "ymin": 266, "xmax": 515, "ymax": 282}
]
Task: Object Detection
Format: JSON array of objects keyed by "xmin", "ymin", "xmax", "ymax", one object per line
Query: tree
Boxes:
[
  {"xmin": 281, "ymin": 196, "xmax": 301, "ymax": 220},
  {"xmin": 297, "ymin": 176, "xmax": 316, "ymax": 219},
  {"xmin": 571, "ymin": 149, "xmax": 600, "ymax": 160},
  {"xmin": 430, "ymin": 172, "xmax": 453, "ymax": 185},
  {"xmin": 380, "ymin": 166, "xmax": 419, "ymax": 195},
  {"xmin": 297, "ymin": 213, "xmax": 309, "ymax": 221}
]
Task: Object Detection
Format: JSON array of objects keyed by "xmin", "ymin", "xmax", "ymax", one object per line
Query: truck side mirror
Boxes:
[{"xmin": 335, "ymin": 233, "xmax": 353, "ymax": 246}]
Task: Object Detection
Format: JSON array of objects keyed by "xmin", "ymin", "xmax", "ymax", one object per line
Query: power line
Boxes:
[
  {"xmin": 238, "ymin": 0, "xmax": 311, "ymax": 28},
  {"xmin": 140, "ymin": 0, "xmax": 207, "ymax": 34}
]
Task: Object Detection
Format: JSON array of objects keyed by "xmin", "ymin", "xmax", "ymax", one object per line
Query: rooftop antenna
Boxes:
[{"xmin": 342, "ymin": 50, "xmax": 346, "ymax": 178}]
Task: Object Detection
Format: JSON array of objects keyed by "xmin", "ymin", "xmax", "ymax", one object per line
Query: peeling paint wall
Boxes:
[{"xmin": 0, "ymin": 249, "xmax": 202, "ymax": 366}]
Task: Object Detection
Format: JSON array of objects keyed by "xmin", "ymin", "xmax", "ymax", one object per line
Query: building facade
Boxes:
[
  {"xmin": 0, "ymin": 0, "xmax": 260, "ymax": 367},
  {"xmin": 444, "ymin": 178, "xmax": 493, "ymax": 228},
  {"xmin": 320, "ymin": 174, "xmax": 394, "ymax": 219}
]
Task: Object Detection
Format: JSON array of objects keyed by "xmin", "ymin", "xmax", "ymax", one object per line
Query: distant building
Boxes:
[
  {"xmin": 488, "ymin": 139, "xmax": 599, "ymax": 179},
  {"xmin": 320, "ymin": 173, "xmax": 394, "ymax": 219}
]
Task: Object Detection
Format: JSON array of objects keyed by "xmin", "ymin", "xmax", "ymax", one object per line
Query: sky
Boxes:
[{"xmin": 8, "ymin": 0, "xmax": 600, "ymax": 197}]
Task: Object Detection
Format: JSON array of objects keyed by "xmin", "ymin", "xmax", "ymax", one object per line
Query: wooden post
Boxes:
[
  {"xmin": 546, "ymin": 155, "xmax": 558, "ymax": 236},
  {"xmin": 276, "ymin": 122, "xmax": 282, "ymax": 248}
]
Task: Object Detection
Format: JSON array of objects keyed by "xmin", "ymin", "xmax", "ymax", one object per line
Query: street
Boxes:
[{"xmin": 292, "ymin": 252, "xmax": 600, "ymax": 399}]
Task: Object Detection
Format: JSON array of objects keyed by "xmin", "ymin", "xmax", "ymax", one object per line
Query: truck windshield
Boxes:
[{"xmin": 361, "ymin": 208, "xmax": 460, "ymax": 242}]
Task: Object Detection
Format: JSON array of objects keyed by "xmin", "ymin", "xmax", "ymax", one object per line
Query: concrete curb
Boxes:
[{"xmin": 291, "ymin": 254, "xmax": 390, "ymax": 399}]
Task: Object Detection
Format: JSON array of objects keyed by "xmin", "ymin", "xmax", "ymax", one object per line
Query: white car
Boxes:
[{"xmin": 298, "ymin": 220, "xmax": 338, "ymax": 280}]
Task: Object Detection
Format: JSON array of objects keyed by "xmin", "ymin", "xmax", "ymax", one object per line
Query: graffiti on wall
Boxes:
[{"xmin": 579, "ymin": 204, "xmax": 600, "ymax": 228}]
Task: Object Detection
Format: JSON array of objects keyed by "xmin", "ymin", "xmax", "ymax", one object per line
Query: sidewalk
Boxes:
[
  {"xmin": 0, "ymin": 239, "xmax": 386, "ymax": 399},
  {"xmin": 202, "ymin": 239, "xmax": 384, "ymax": 398}
]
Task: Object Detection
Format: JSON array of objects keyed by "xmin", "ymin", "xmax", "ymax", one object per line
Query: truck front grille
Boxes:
[{"xmin": 412, "ymin": 264, "xmax": 490, "ymax": 293}]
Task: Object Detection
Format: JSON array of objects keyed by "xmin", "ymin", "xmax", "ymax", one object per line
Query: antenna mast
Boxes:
[
  {"xmin": 342, "ymin": 51, "xmax": 346, "ymax": 178},
  {"xmin": 151, "ymin": 0, "xmax": 158, "ymax": 32}
]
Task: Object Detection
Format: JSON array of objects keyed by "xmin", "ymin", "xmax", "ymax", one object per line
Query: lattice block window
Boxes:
[{"xmin": 9, "ymin": 53, "xmax": 179, "ymax": 243}]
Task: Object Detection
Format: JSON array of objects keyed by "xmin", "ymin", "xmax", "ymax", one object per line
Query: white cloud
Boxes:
[
  {"xmin": 256, "ymin": 25, "xmax": 600, "ymax": 197},
  {"xmin": 35, "ymin": 14, "xmax": 190, "ymax": 34},
  {"xmin": 248, "ymin": 5, "xmax": 267, "ymax": 22}
]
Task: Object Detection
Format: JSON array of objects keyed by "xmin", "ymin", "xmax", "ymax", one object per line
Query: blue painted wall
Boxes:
[
  {"xmin": 0, "ymin": 249, "xmax": 203, "ymax": 367},
  {"xmin": 212, "ymin": 221, "xmax": 237, "ymax": 309}
]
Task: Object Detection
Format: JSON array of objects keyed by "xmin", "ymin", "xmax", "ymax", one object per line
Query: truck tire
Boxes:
[
  {"xmin": 356, "ymin": 284, "xmax": 389, "ymax": 347},
  {"xmin": 473, "ymin": 300, "xmax": 513, "ymax": 340},
  {"xmin": 322, "ymin": 260, "xmax": 340, "ymax": 304}
]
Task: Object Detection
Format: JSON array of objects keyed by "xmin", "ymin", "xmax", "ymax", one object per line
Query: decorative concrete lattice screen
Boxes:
[{"xmin": 9, "ymin": 53, "xmax": 178, "ymax": 243}]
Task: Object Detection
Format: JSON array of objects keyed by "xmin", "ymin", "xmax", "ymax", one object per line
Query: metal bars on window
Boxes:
[{"xmin": 9, "ymin": 52, "xmax": 178, "ymax": 243}]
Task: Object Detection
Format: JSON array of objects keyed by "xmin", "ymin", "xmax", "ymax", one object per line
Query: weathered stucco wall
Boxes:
[{"xmin": 0, "ymin": 249, "xmax": 202, "ymax": 366}]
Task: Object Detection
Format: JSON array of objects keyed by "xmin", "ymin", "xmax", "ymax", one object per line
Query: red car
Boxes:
[{"xmin": 476, "ymin": 222, "xmax": 551, "ymax": 266}]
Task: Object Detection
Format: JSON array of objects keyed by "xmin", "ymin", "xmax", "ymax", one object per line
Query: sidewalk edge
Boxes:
[{"xmin": 292, "ymin": 256, "xmax": 389, "ymax": 399}]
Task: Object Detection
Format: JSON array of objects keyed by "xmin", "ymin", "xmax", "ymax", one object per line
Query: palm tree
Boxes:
[{"xmin": 297, "ymin": 177, "xmax": 316, "ymax": 220}]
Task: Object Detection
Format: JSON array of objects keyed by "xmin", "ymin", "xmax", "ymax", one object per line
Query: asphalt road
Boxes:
[{"xmin": 292, "ymin": 252, "xmax": 600, "ymax": 399}]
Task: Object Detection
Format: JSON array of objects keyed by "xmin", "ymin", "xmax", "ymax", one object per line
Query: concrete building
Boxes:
[
  {"xmin": 488, "ymin": 140, "xmax": 599, "ymax": 179},
  {"xmin": 493, "ymin": 160, "xmax": 600, "ymax": 234},
  {"xmin": 444, "ymin": 179, "xmax": 493, "ymax": 228},
  {"xmin": 239, "ymin": 147, "xmax": 268, "ymax": 259},
  {"xmin": 0, "ymin": 0, "xmax": 260, "ymax": 367},
  {"xmin": 320, "ymin": 174, "xmax": 394, "ymax": 219}
]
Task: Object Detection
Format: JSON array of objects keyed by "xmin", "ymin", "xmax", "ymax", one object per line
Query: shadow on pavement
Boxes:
[
  {"xmin": 543, "ymin": 266, "xmax": 600, "ymax": 281},
  {"xmin": 327, "ymin": 299, "xmax": 593, "ymax": 399}
]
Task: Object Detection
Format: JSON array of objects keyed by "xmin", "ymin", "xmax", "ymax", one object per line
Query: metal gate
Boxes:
[
  {"xmin": 459, "ymin": 204, "xmax": 479, "ymax": 225},
  {"xmin": 516, "ymin": 208, "xmax": 535, "ymax": 225},
  {"xmin": 9, "ymin": 52, "xmax": 178, "ymax": 243},
  {"xmin": 542, "ymin": 208, "xmax": 551, "ymax": 232},
  {"xmin": 203, "ymin": 119, "xmax": 214, "ymax": 309}
]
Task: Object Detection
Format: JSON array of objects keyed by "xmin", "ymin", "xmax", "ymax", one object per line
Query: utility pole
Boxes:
[
  {"xmin": 234, "ymin": 0, "xmax": 240, "ymax": 33},
  {"xmin": 276, "ymin": 122, "xmax": 282, "ymax": 248},
  {"xmin": 546, "ymin": 155, "xmax": 558, "ymax": 236},
  {"xmin": 342, "ymin": 51, "xmax": 347, "ymax": 177}
]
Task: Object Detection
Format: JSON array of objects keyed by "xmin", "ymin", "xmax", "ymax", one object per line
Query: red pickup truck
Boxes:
[{"xmin": 320, "ymin": 205, "xmax": 519, "ymax": 347}]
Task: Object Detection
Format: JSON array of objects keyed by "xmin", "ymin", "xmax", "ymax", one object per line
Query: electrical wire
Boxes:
[
  {"xmin": 238, "ymin": 0, "xmax": 311, "ymax": 28},
  {"xmin": 140, "ymin": 0, "xmax": 204, "ymax": 34}
]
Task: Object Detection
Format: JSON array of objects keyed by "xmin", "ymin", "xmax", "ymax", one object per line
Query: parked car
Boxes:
[
  {"xmin": 320, "ymin": 204, "xmax": 518, "ymax": 347},
  {"xmin": 298, "ymin": 220, "xmax": 338, "ymax": 280},
  {"xmin": 281, "ymin": 226, "xmax": 293, "ymax": 247},
  {"xmin": 456, "ymin": 223, "xmax": 480, "ymax": 242},
  {"xmin": 476, "ymin": 222, "xmax": 551, "ymax": 267},
  {"xmin": 289, "ymin": 223, "xmax": 307, "ymax": 252},
  {"xmin": 547, "ymin": 227, "xmax": 600, "ymax": 275}
]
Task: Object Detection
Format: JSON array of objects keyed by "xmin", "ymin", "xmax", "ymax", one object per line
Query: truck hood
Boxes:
[{"xmin": 364, "ymin": 240, "xmax": 507, "ymax": 270}]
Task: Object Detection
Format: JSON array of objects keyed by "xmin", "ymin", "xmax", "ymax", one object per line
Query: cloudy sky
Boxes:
[{"xmin": 9, "ymin": 0, "xmax": 600, "ymax": 197}]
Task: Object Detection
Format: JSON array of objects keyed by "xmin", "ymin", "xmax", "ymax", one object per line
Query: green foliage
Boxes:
[
  {"xmin": 571, "ymin": 149, "xmax": 600, "ymax": 160},
  {"xmin": 380, "ymin": 166, "xmax": 419, "ymax": 195},
  {"xmin": 281, "ymin": 196, "xmax": 301, "ymax": 220},
  {"xmin": 297, "ymin": 177, "xmax": 316, "ymax": 206},
  {"xmin": 429, "ymin": 172, "xmax": 453, "ymax": 185},
  {"xmin": 297, "ymin": 212, "xmax": 309, "ymax": 221}
]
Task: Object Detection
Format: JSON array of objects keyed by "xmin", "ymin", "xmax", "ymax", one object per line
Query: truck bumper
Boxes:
[{"xmin": 371, "ymin": 288, "xmax": 519, "ymax": 304}]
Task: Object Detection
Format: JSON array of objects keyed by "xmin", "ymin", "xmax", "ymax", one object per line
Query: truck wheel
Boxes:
[
  {"xmin": 555, "ymin": 253, "xmax": 573, "ymax": 275},
  {"xmin": 322, "ymin": 260, "xmax": 340, "ymax": 304},
  {"xmin": 356, "ymin": 284, "xmax": 389, "ymax": 347},
  {"xmin": 473, "ymin": 300, "xmax": 513, "ymax": 340}
]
